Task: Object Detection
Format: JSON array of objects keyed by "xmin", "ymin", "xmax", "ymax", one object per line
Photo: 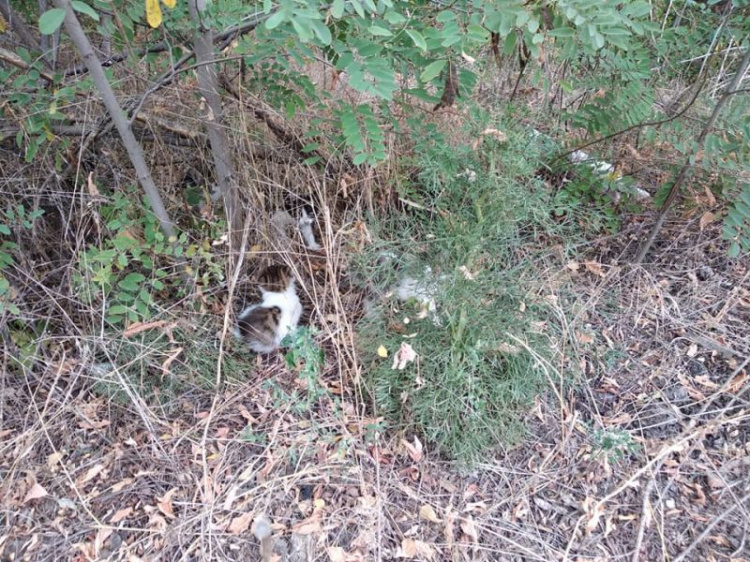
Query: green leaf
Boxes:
[
  {"xmin": 436, "ymin": 10, "xmax": 455, "ymax": 23},
  {"xmin": 420, "ymin": 59, "xmax": 447, "ymax": 82},
  {"xmin": 118, "ymin": 272, "xmax": 146, "ymax": 291},
  {"xmin": 350, "ymin": 0, "xmax": 365, "ymax": 18},
  {"xmin": 312, "ymin": 20, "xmax": 332, "ymax": 45},
  {"xmin": 265, "ymin": 10, "xmax": 286, "ymax": 30},
  {"xmin": 369, "ymin": 25, "xmax": 393, "ymax": 37},
  {"xmin": 108, "ymin": 304, "xmax": 129, "ymax": 315},
  {"xmin": 384, "ymin": 11, "xmax": 406, "ymax": 24},
  {"xmin": 624, "ymin": 2, "xmax": 651, "ymax": 18},
  {"xmin": 548, "ymin": 27, "xmax": 575, "ymax": 38},
  {"xmin": 39, "ymin": 8, "xmax": 66, "ymax": 35},
  {"xmin": 406, "ymin": 29, "xmax": 427, "ymax": 51},
  {"xmin": 353, "ymin": 153, "xmax": 368, "ymax": 165},
  {"xmin": 0, "ymin": 225, "xmax": 10, "ymax": 235},
  {"xmin": 467, "ymin": 24, "xmax": 489, "ymax": 41},
  {"xmin": 330, "ymin": 0, "xmax": 345, "ymax": 18},
  {"xmin": 71, "ymin": 1, "xmax": 99, "ymax": 21}
]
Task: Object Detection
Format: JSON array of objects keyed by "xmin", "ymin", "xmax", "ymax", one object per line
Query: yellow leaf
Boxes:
[
  {"xmin": 161, "ymin": 0, "xmax": 176, "ymax": 8},
  {"xmin": 146, "ymin": 0, "xmax": 162, "ymax": 28},
  {"xmin": 0, "ymin": 14, "xmax": 7, "ymax": 33},
  {"xmin": 377, "ymin": 345, "xmax": 388, "ymax": 358}
]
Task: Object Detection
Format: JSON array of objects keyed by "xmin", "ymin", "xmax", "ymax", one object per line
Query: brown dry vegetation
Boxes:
[{"xmin": 2, "ymin": 39, "xmax": 750, "ymax": 562}]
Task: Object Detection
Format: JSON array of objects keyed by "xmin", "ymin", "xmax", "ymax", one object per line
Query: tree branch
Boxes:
[{"xmin": 53, "ymin": 0, "xmax": 177, "ymax": 239}]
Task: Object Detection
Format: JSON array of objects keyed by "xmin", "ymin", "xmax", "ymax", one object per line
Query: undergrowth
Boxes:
[{"xmin": 355, "ymin": 108, "xmax": 562, "ymax": 464}]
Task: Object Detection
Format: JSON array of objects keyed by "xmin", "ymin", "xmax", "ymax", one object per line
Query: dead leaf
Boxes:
[
  {"xmin": 583, "ymin": 496, "xmax": 604, "ymax": 534},
  {"xmin": 398, "ymin": 538, "xmax": 435, "ymax": 559},
  {"xmin": 694, "ymin": 375, "xmax": 718, "ymax": 389},
  {"xmin": 420, "ymin": 504, "xmax": 442, "ymax": 523},
  {"xmin": 327, "ymin": 547, "xmax": 363, "ymax": 562},
  {"xmin": 228, "ymin": 511, "xmax": 254, "ymax": 535},
  {"xmin": 110, "ymin": 478, "xmax": 134, "ymax": 493},
  {"xmin": 110, "ymin": 507, "xmax": 133, "ymax": 523},
  {"xmin": 726, "ymin": 371, "xmax": 748, "ymax": 394},
  {"xmin": 577, "ymin": 331, "xmax": 595, "ymax": 345},
  {"xmin": 460, "ymin": 50, "xmax": 476, "ymax": 64},
  {"xmin": 443, "ymin": 505, "xmax": 456, "ymax": 550},
  {"xmin": 566, "ymin": 261, "xmax": 580, "ymax": 272},
  {"xmin": 703, "ymin": 184, "xmax": 717, "ymax": 206},
  {"xmin": 77, "ymin": 463, "xmax": 105, "ymax": 486},
  {"xmin": 23, "ymin": 483, "xmax": 48, "ymax": 503},
  {"xmin": 584, "ymin": 261, "xmax": 605, "ymax": 277},
  {"xmin": 463, "ymin": 483, "xmax": 479, "ymax": 501},
  {"xmin": 460, "ymin": 516, "xmax": 479, "ymax": 543},
  {"xmin": 47, "ymin": 452, "xmax": 64, "ymax": 468},
  {"xmin": 122, "ymin": 320, "xmax": 169, "ymax": 338},
  {"xmin": 86, "ymin": 172, "xmax": 100, "ymax": 197},
  {"xmin": 458, "ymin": 265, "xmax": 476, "ymax": 280},
  {"xmin": 496, "ymin": 342, "xmax": 521, "ymax": 354},
  {"xmin": 480, "ymin": 128, "xmax": 507, "ymax": 142},
  {"xmin": 391, "ymin": 342, "xmax": 417, "ymax": 370},
  {"xmin": 699, "ymin": 211, "xmax": 716, "ymax": 231},
  {"xmin": 291, "ymin": 515, "xmax": 322, "ymax": 535},
  {"xmin": 157, "ymin": 488, "xmax": 179, "ymax": 519},
  {"xmin": 161, "ymin": 347, "xmax": 183, "ymax": 376},
  {"xmin": 402, "ymin": 436, "xmax": 423, "ymax": 463}
]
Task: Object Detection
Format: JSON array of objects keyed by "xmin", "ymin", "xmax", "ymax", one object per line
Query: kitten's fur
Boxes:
[{"xmin": 235, "ymin": 265, "xmax": 303, "ymax": 353}]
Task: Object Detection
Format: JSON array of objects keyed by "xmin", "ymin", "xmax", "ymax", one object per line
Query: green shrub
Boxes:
[
  {"xmin": 72, "ymin": 186, "xmax": 224, "ymax": 326},
  {"xmin": 356, "ymin": 108, "xmax": 558, "ymax": 464}
]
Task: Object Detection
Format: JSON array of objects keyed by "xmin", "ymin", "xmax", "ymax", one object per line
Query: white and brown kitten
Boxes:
[{"xmin": 235, "ymin": 265, "xmax": 303, "ymax": 353}]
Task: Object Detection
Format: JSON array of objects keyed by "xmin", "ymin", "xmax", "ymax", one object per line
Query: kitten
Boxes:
[
  {"xmin": 270, "ymin": 199, "xmax": 322, "ymax": 251},
  {"xmin": 235, "ymin": 265, "xmax": 303, "ymax": 353}
]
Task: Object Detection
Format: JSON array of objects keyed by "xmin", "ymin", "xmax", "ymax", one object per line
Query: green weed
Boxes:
[{"xmin": 356, "ymin": 107, "xmax": 558, "ymax": 465}]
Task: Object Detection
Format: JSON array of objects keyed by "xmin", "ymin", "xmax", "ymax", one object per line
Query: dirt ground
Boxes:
[{"xmin": 2, "ymin": 207, "xmax": 748, "ymax": 562}]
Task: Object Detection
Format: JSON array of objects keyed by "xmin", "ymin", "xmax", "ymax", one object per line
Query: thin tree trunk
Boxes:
[
  {"xmin": 635, "ymin": 45, "xmax": 750, "ymax": 263},
  {"xmin": 53, "ymin": 0, "xmax": 177, "ymax": 240},
  {"xmin": 187, "ymin": 0, "xmax": 242, "ymax": 257}
]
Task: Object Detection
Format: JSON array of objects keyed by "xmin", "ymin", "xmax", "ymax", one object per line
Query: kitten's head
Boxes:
[
  {"xmin": 236, "ymin": 305, "xmax": 282, "ymax": 351},
  {"xmin": 256, "ymin": 264, "xmax": 295, "ymax": 293}
]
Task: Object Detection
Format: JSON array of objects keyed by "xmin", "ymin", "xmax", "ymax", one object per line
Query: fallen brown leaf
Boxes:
[
  {"xmin": 86, "ymin": 172, "xmax": 100, "ymax": 197},
  {"xmin": 23, "ymin": 483, "xmax": 48, "ymax": 503},
  {"xmin": 122, "ymin": 320, "xmax": 170, "ymax": 338},
  {"xmin": 584, "ymin": 260, "xmax": 605, "ymax": 277},
  {"xmin": 110, "ymin": 507, "xmax": 133, "ymax": 523},
  {"xmin": 77, "ymin": 463, "xmax": 105, "ymax": 486},
  {"xmin": 228, "ymin": 511, "xmax": 254, "ymax": 535},
  {"xmin": 161, "ymin": 347, "xmax": 183, "ymax": 376},
  {"xmin": 402, "ymin": 436, "xmax": 423, "ymax": 463},
  {"xmin": 157, "ymin": 488, "xmax": 179, "ymax": 519},
  {"xmin": 327, "ymin": 547, "xmax": 364, "ymax": 562},
  {"xmin": 47, "ymin": 452, "xmax": 64, "ymax": 468},
  {"xmin": 419, "ymin": 504, "xmax": 442, "ymax": 523},
  {"xmin": 460, "ymin": 516, "xmax": 479, "ymax": 543},
  {"xmin": 699, "ymin": 211, "xmax": 716, "ymax": 231},
  {"xmin": 398, "ymin": 538, "xmax": 435, "ymax": 559}
]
